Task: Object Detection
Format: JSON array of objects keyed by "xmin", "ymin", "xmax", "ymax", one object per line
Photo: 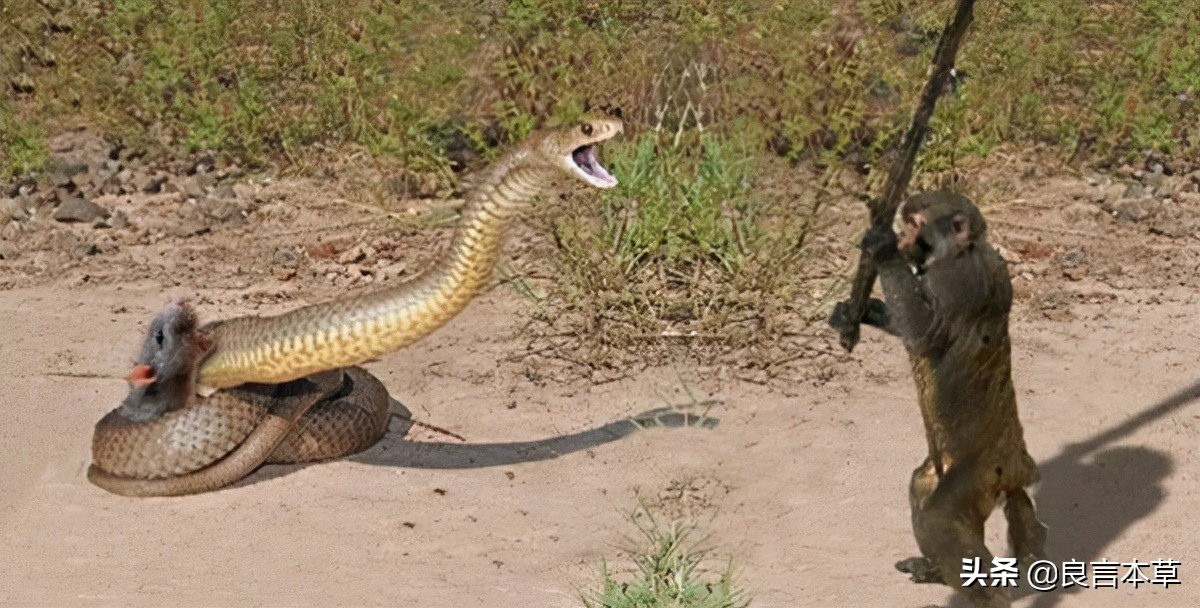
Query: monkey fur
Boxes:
[{"xmin": 855, "ymin": 191, "xmax": 1047, "ymax": 608}]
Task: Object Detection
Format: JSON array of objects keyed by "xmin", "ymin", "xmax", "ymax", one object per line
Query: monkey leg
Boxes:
[
  {"xmin": 909, "ymin": 460, "xmax": 1011, "ymax": 608},
  {"xmin": 897, "ymin": 459, "xmax": 946, "ymax": 584},
  {"xmin": 995, "ymin": 450, "xmax": 1047, "ymax": 565},
  {"xmin": 1003, "ymin": 487, "xmax": 1048, "ymax": 566}
]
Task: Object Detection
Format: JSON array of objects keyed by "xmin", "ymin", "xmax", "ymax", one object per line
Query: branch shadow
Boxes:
[
  {"xmin": 235, "ymin": 399, "xmax": 721, "ymax": 488},
  {"xmin": 939, "ymin": 379, "xmax": 1200, "ymax": 607}
]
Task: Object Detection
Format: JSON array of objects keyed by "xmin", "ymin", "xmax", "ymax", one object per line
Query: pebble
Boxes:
[
  {"xmin": 52, "ymin": 196, "xmax": 109, "ymax": 223},
  {"xmin": 1115, "ymin": 199, "xmax": 1154, "ymax": 222}
]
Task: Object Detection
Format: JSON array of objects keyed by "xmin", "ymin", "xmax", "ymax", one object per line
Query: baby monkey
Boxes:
[{"xmin": 854, "ymin": 191, "xmax": 1047, "ymax": 608}]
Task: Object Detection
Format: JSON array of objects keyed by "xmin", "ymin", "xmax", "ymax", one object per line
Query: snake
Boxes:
[{"xmin": 87, "ymin": 115, "xmax": 624, "ymax": 496}]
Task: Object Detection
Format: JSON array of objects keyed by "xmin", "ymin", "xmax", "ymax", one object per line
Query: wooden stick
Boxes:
[{"xmin": 829, "ymin": 0, "xmax": 978, "ymax": 352}]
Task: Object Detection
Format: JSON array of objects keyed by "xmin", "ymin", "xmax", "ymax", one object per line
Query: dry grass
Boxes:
[{"xmin": 3, "ymin": 0, "xmax": 1197, "ymax": 368}]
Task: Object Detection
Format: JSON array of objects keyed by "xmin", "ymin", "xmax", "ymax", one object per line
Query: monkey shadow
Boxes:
[
  {"xmin": 939, "ymin": 379, "xmax": 1200, "ymax": 608},
  {"xmin": 235, "ymin": 399, "xmax": 721, "ymax": 487}
]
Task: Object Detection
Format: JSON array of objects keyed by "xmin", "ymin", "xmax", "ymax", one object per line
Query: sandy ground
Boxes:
[{"xmin": 1, "ymin": 166, "xmax": 1198, "ymax": 607}]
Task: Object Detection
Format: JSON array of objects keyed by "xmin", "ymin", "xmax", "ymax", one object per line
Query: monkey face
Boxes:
[{"xmin": 895, "ymin": 191, "xmax": 986, "ymax": 274}]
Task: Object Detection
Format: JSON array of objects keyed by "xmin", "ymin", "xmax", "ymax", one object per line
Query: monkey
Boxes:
[{"xmin": 851, "ymin": 191, "xmax": 1047, "ymax": 608}]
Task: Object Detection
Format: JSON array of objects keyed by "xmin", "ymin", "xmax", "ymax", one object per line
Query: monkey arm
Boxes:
[
  {"xmin": 875, "ymin": 259, "xmax": 944, "ymax": 354},
  {"xmin": 921, "ymin": 243, "xmax": 1012, "ymax": 324},
  {"xmin": 855, "ymin": 221, "xmax": 944, "ymax": 351},
  {"xmin": 829, "ymin": 221, "xmax": 904, "ymax": 338}
]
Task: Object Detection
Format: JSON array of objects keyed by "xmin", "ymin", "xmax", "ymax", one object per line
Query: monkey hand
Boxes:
[
  {"xmin": 860, "ymin": 222, "xmax": 900, "ymax": 264},
  {"xmin": 827, "ymin": 299, "xmax": 863, "ymax": 352}
]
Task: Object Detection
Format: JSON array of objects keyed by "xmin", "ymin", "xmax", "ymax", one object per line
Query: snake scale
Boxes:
[{"xmin": 88, "ymin": 116, "xmax": 623, "ymax": 496}]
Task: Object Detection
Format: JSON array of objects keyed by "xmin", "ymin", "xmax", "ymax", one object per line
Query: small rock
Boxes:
[
  {"xmin": 0, "ymin": 242, "xmax": 15, "ymax": 260},
  {"xmin": 1149, "ymin": 220, "xmax": 1191, "ymax": 238},
  {"xmin": 190, "ymin": 156, "xmax": 216, "ymax": 175},
  {"xmin": 183, "ymin": 176, "xmax": 211, "ymax": 199},
  {"xmin": 196, "ymin": 197, "xmax": 242, "ymax": 222},
  {"xmin": 1175, "ymin": 191, "xmax": 1200, "ymax": 206},
  {"xmin": 1099, "ymin": 183, "xmax": 1126, "ymax": 206},
  {"xmin": 53, "ymin": 196, "xmax": 109, "ymax": 223},
  {"xmin": 143, "ymin": 175, "xmax": 169, "ymax": 194},
  {"xmin": 193, "ymin": 172, "xmax": 217, "ymax": 190},
  {"xmin": 170, "ymin": 217, "xmax": 210, "ymax": 238},
  {"xmin": 1115, "ymin": 199, "xmax": 1155, "ymax": 222},
  {"xmin": 273, "ymin": 266, "xmax": 297, "ymax": 281},
  {"xmin": 107, "ymin": 209, "xmax": 129, "ymax": 229},
  {"xmin": 1058, "ymin": 248, "xmax": 1085, "ymax": 269},
  {"xmin": 49, "ymin": 170, "xmax": 74, "ymax": 188},
  {"xmin": 338, "ymin": 245, "xmax": 367, "ymax": 265},
  {"xmin": 224, "ymin": 164, "xmax": 244, "ymax": 179},
  {"xmin": 211, "ymin": 183, "xmax": 237, "ymax": 200},
  {"xmin": 1144, "ymin": 170, "xmax": 1166, "ymax": 191},
  {"xmin": 0, "ymin": 197, "xmax": 27, "ymax": 222},
  {"xmin": 1121, "ymin": 183, "xmax": 1147, "ymax": 200},
  {"xmin": 70, "ymin": 171, "xmax": 92, "ymax": 191},
  {"xmin": 1063, "ymin": 202, "xmax": 1103, "ymax": 222},
  {"xmin": 232, "ymin": 183, "xmax": 255, "ymax": 200}
]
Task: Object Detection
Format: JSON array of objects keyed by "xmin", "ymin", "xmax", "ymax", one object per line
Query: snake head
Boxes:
[{"xmin": 536, "ymin": 113, "xmax": 624, "ymax": 189}]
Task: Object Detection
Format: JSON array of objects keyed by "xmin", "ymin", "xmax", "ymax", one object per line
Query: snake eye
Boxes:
[{"xmin": 580, "ymin": 123, "xmax": 594, "ymax": 136}]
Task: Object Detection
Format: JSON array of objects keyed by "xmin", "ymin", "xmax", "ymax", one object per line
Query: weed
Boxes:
[
  {"xmin": 580, "ymin": 509, "xmax": 750, "ymax": 608},
  {"xmin": 524, "ymin": 125, "xmax": 829, "ymax": 373},
  {"xmin": 0, "ymin": 101, "xmax": 47, "ymax": 179}
]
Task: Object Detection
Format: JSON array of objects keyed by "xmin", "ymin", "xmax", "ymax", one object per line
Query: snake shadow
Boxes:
[
  {"xmin": 939, "ymin": 379, "xmax": 1199, "ymax": 608},
  {"xmin": 235, "ymin": 399, "xmax": 721, "ymax": 488}
]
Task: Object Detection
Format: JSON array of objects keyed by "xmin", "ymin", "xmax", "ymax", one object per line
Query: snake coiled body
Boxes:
[
  {"xmin": 88, "ymin": 117, "xmax": 623, "ymax": 496},
  {"xmin": 89, "ymin": 368, "xmax": 389, "ymax": 497}
]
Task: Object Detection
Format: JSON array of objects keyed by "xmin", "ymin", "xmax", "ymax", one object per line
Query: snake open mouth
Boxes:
[{"xmin": 569, "ymin": 145, "xmax": 617, "ymax": 188}]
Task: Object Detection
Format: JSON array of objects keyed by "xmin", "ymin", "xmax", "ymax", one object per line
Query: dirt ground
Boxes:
[{"xmin": 1, "ymin": 160, "xmax": 1198, "ymax": 607}]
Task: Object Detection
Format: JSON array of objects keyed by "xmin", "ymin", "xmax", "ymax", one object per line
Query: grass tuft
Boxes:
[{"xmin": 581, "ymin": 509, "xmax": 751, "ymax": 608}]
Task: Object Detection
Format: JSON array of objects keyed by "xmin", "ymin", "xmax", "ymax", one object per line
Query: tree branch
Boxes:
[{"xmin": 828, "ymin": 0, "xmax": 978, "ymax": 352}]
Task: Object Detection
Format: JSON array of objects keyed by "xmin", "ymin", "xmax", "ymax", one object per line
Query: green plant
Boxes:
[
  {"xmin": 581, "ymin": 510, "xmax": 751, "ymax": 608},
  {"xmin": 0, "ymin": 102, "xmax": 47, "ymax": 179}
]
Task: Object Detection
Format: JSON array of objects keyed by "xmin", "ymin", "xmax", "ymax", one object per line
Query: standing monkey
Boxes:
[{"xmin": 848, "ymin": 190, "xmax": 1047, "ymax": 608}]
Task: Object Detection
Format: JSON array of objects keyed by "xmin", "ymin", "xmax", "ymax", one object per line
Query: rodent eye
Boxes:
[{"xmin": 580, "ymin": 123, "xmax": 594, "ymax": 136}]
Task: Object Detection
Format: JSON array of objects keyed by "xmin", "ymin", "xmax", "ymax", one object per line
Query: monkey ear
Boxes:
[{"xmin": 951, "ymin": 215, "xmax": 971, "ymax": 244}]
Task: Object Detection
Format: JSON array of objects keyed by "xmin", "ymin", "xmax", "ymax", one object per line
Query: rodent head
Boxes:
[
  {"xmin": 528, "ymin": 113, "xmax": 624, "ymax": 189},
  {"xmin": 118, "ymin": 300, "xmax": 211, "ymax": 420},
  {"xmin": 894, "ymin": 190, "xmax": 987, "ymax": 273}
]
